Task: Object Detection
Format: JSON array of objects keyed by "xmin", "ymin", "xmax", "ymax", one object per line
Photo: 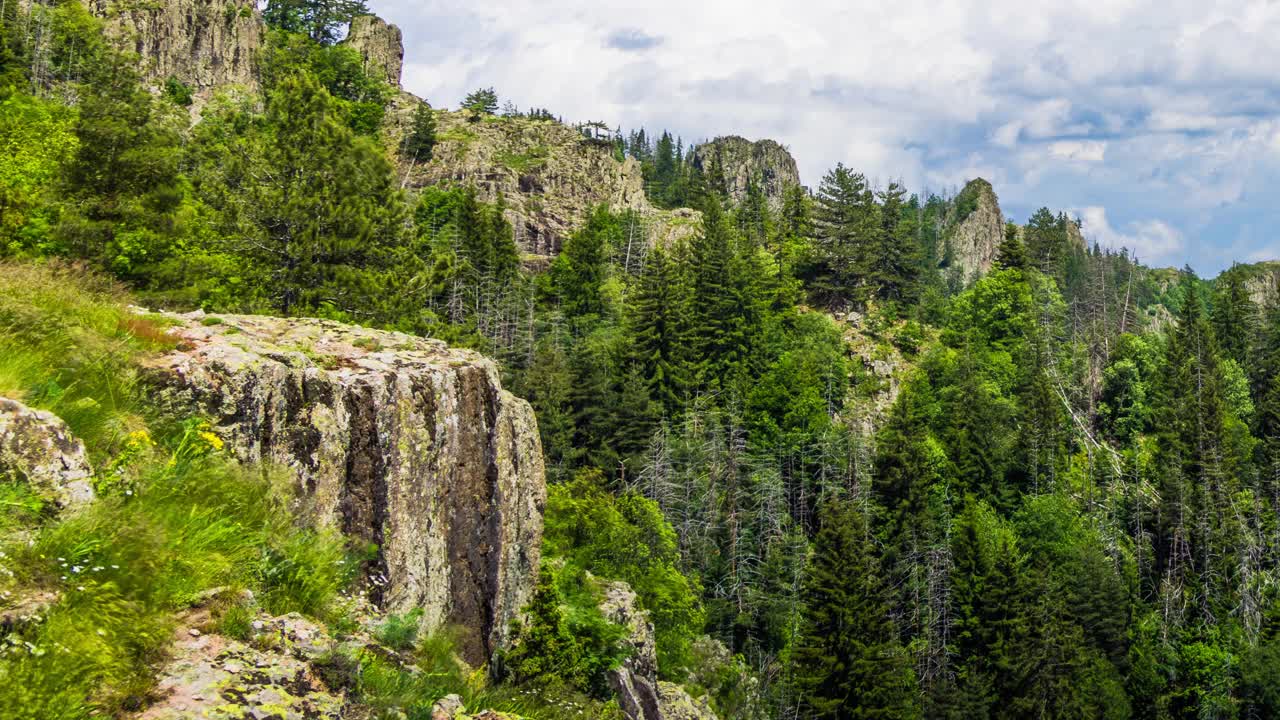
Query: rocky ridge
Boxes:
[
  {"xmin": 692, "ymin": 136, "xmax": 802, "ymax": 210},
  {"xmin": 407, "ymin": 110, "xmax": 699, "ymax": 257},
  {"xmin": 600, "ymin": 580, "xmax": 719, "ymax": 720},
  {"xmin": 142, "ymin": 311, "xmax": 546, "ymax": 667}
]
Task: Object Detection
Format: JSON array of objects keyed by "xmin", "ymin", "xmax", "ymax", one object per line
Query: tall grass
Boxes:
[
  {"xmin": 0, "ymin": 261, "xmax": 175, "ymax": 460},
  {"xmin": 0, "ymin": 261, "xmax": 355, "ymax": 719}
]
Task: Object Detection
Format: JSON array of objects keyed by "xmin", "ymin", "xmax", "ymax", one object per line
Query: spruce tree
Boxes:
[
  {"xmin": 628, "ymin": 246, "xmax": 693, "ymax": 413},
  {"xmin": 1211, "ymin": 265, "xmax": 1259, "ymax": 367},
  {"xmin": 995, "ymin": 223, "xmax": 1028, "ymax": 271},
  {"xmin": 812, "ymin": 164, "xmax": 878, "ymax": 306},
  {"xmin": 401, "ymin": 101, "xmax": 437, "ymax": 165},
  {"xmin": 871, "ymin": 182, "xmax": 921, "ymax": 304},
  {"xmin": 792, "ymin": 499, "xmax": 922, "ymax": 720}
]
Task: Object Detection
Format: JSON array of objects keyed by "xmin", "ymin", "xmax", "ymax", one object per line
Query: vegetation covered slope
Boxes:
[{"xmin": 5, "ymin": 1, "xmax": 1280, "ymax": 719}]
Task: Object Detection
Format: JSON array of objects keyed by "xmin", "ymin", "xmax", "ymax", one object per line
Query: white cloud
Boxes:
[
  {"xmin": 1075, "ymin": 206, "xmax": 1185, "ymax": 266},
  {"xmin": 1047, "ymin": 140, "xmax": 1107, "ymax": 163}
]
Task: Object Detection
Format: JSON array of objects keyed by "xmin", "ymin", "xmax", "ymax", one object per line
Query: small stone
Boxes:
[
  {"xmin": 224, "ymin": 662, "xmax": 241, "ymax": 674},
  {"xmin": 188, "ymin": 628, "xmax": 201, "ymax": 637},
  {"xmin": 251, "ymin": 620, "xmax": 265, "ymax": 631}
]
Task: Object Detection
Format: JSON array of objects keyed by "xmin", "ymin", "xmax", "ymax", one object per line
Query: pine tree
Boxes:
[
  {"xmin": 811, "ymin": 164, "xmax": 878, "ymax": 306},
  {"xmin": 1211, "ymin": 265, "xmax": 1259, "ymax": 367},
  {"xmin": 263, "ymin": 0, "xmax": 369, "ymax": 45},
  {"xmin": 792, "ymin": 499, "xmax": 922, "ymax": 719},
  {"xmin": 628, "ymin": 246, "xmax": 693, "ymax": 413},
  {"xmin": 871, "ymin": 182, "xmax": 921, "ymax": 304},
  {"xmin": 247, "ymin": 72, "xmax": 405, "ymax": 314},
  {"xmin": 995, "ymin": 223, "xmax": 1028, "ymax": 271}
]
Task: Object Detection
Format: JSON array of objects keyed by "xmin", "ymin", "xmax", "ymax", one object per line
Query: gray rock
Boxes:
[
  {"xmin": 692, "ymin": 136, "xmax": 802, "ymax": 211},
  {"xmin": 345, "ymin": 14, "xmax": 404, "ymax": 87},
  {"xmin": 0, "ymin": 397, "xmax": 94, "ymax": 509},
  {"xmin": 143, "ymin": 312, "xmax": 546, "ymax": 666},
  {"xmin": 432, "ymin": 694, "xmax": 466, "ymax": 720},
  {"xmin": 657, "ymin": 682, "xmax": 719, "ymax": 720},
  {"xmin": 87, "ymin": 0, "xmax": 263, "ymax": 92},
  {"xmin": 600, "ymin": 579, "xmax": 718, "ymax": 720},
  {"xmin": 946, "ymin": 178, "xmax": 1004, "ymax": 282}
]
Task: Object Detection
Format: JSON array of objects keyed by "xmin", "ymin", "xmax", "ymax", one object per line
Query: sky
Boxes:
[{"xmin": 367, "ymin": 0, "xmax": 1280, "ymax": 275}]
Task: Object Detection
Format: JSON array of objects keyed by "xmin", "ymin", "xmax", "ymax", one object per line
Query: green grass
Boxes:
[
  {"xmin": 496, "ymin": 145, "xmax": 550, "ymax": 173},
  {"xmin": 0, "ymin": 261, "xmax": 176, "ymax": 461},
  {"xmin": 0, "ymin": 262, "xmax": 356, "ymax": 718}
]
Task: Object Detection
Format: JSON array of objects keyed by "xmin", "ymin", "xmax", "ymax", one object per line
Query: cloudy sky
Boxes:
[{"xmin": 369, "ymin": 0, "xmax": 1280, "ymax": 274}]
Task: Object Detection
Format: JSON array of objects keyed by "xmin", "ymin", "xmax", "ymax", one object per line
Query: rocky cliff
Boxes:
[
  {"xmin": 407, "ymin": 110, "xmax": 695, "ymax": 257},
  {"xmin": 943, "ymin": 178, "xmax": 1004, "ymax": 281},
  {"xmin": 142, "ymin": 311, "xmax": 546, "ymax": 666},
  {"xmin": 87, "ymin": 0, "xmax": 263, "ymax": 92},
  {"xmin": 692, "ymin": 136, "xmax": 801, "ymax": 210},
  {"xmin": 1222, "ymin": 261, "xmax": 1280, "ymax": 309},
  {"xmin": 345, "ymin": 14, "xmax": 404, "ymax": 87}
]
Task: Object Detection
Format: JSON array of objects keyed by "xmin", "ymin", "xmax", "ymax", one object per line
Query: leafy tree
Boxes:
[
  {"xmin": 543, "ymin": 471, "xmax": 704, "ymax": 677},
  {"xmin": 263, "ymin": 0, "xmax": 369, "ymax": 45}
]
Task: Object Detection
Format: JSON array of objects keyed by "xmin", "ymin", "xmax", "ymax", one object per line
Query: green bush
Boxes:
[{"xmin": 543, "ymin": 471, "xmax": 704, "ymax": 678}]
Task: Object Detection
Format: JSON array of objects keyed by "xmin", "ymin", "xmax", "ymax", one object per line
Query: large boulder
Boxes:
[
  {"xmin": 0, "ymin": 397, "xmax": 94, "ymax": 508},
  {"xmin": 143, "ymin": 311, "xmax": 546, "ymax": 666}
]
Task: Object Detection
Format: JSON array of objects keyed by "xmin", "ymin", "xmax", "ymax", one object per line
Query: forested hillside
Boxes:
[{"xmin": 3, "ymin": 2, "xmax": 1280, "ymax": 719}]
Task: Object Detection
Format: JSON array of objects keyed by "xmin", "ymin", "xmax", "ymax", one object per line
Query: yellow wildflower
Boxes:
[{"xmin": 198, "ymin": 431, "xmax": 225, "ymax": 452}]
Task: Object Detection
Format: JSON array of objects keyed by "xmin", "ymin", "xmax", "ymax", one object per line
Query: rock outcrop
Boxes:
[
  {"xmin": 0, "ymin": 397, "xmax": 94, "ymax": 509},
  {"xmin": 600, "ymin": 580, "xmax": 719, "ymax": 720},
  {"xmin": 1222, "ymin": 260, "xmax": 1280, "ymax": 309},
  {"xmin": 692, "ymin": 136, "xmax": 801, "ymax": 210},
  {"xmin": 409, "ymin": 111, "xmax": 657, "ymax": 256},
  {"xmin": 344, "ymin": 14, "xmax": 404, "ymax": 87},
  {"xmin": 143, "ymin": 311, "xmax": 546, "ymax": 667},
  {"xmin": 138, "ymin": 611, "xmax": 345, "ymax": 720},
  {"xmin": 87, "ymin": 0, "xmax": 263, "ymax": 92},
  {"xmin": 944, "ymin": 178, "xmax": 1004, "ymax": 281}
]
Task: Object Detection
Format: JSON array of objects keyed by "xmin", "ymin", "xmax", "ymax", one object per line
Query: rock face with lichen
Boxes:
[
  {"xmin": 142, "ymin": 311, "xmax": 546, "ymax": 666},
  {"xmin": 0, "ymin": 397, "xmax": 95, "ymax": 509},
  {"xmin": 87, "ymin": 0, "xmax": 263, "ymax": 92},
  {"xmin": 692, "ymin": 136, "xmax": 801, "ymax": 210},
  {"xmin": 344, "ymin": 14, "xmax": 404, "ymax": 87},
  {"xmin": 943, "ymin": 178, "xmax": 1005, "ymax": 282},
  {"xmin": 600, "ymin": 579, "xmax": 719, "ymax": 720}
]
